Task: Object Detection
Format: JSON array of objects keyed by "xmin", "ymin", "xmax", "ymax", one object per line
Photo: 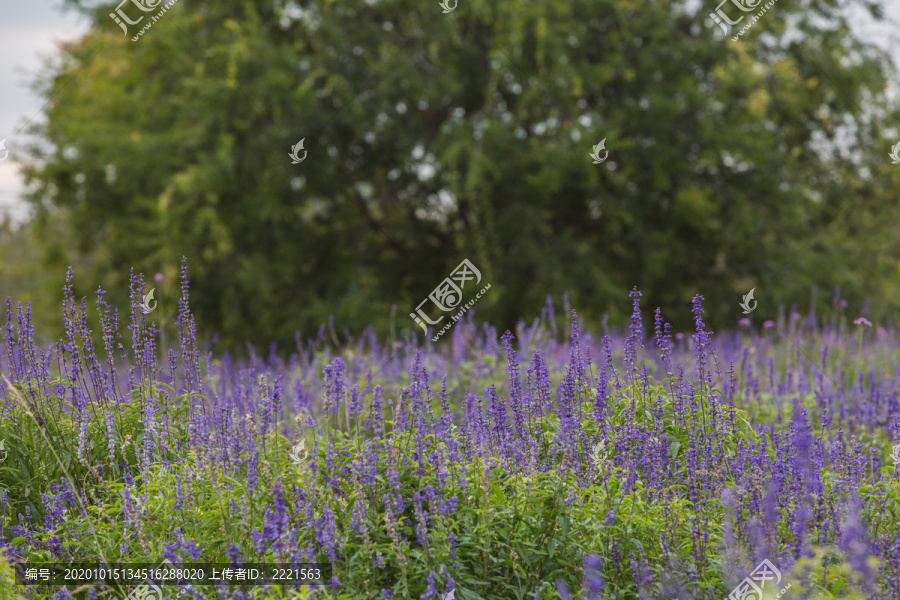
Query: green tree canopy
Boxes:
[{"xmin": 20, "ymin": 0, "xmax": 900, "ymax": 346}]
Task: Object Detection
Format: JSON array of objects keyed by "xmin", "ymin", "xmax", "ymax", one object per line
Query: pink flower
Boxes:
[
  {"xmin": 853, "ymin": 317, "xmax": 872, "ymax": 327},
  {"xmin": 763, "ymin": 320, "xmax": 775, "ymax": 329},
  {"xmin": 675, "ymin": 333, "xmax": 684, "ymax": 340},
  {"xmin": 154, "ymin": 273, "xmax": 164, "ymax": 283},
  {"xmin": 739, "ymin": 318, "xmax": 751, "ymax": 327},
  {"xmin": 791, "ymin": 312, "xmax": 801, "ymax": 321},
  {"xmin": 839, "ymin": 300, "xmax": 848, "ymax": 309}
]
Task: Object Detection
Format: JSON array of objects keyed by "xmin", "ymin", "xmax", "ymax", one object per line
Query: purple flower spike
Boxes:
[
  {"xmin": 840, "ymin": 496, "xmax": 873, "ymax": 587},
  {"xmin": 624, "ymin": 287, "xmax": 644, "ymax": 381},
  {"xmin": 583, "ymin": 553, "xmax": 604, "ymax": 598},
  {"xmin": 556, "ymin": 579, "xmax": 572, "ymax": 600}
]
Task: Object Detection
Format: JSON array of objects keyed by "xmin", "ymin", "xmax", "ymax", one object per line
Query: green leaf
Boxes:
[
  {"xmin": 558, "ymin": 513, "xmax": 569, "ymax": 540},
  {"xmin": 668, "ymin": 441, "xmax": 682, "ymax": 460}
]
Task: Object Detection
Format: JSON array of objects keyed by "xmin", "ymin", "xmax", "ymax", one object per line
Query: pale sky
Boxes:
[
  {"xmin": 0, "ymin": 1, "xmax": 90, "ymax": 224},
  {"xmin": 0, "ymin": 1, "xmax": 898, "ymax": 225}
]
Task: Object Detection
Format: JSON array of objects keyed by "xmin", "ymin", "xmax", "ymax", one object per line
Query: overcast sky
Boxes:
[
  {"xmin": 1, "ymin": 1, "xmax": 899, "ymax": 225},
  {"xmin": 0, "ymin": 1, "xmax": 90, "ymax": 223}
]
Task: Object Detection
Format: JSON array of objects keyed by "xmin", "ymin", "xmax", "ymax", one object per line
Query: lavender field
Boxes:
[{"xmin": 0, "ymin": 263, "xmax": 897, "ymax": 600}]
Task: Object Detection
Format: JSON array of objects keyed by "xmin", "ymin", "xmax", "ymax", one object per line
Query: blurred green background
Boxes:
[{"xmin": 2, "ymin": 0, "xmax": 900, "ymax": 349}]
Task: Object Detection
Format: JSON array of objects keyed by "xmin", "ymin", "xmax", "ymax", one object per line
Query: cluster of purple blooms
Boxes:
[{"xmin": 0, "ymin": 267, "xmax": 899, "ymax": 599}]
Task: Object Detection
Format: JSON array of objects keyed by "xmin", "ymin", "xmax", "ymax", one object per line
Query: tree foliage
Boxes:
[{"xmin": 19, "ymin": 0, "xmax": 900, "ymax": 346}]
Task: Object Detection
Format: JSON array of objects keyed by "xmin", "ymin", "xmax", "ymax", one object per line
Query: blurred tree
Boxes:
[
  {"xmin": 0, "ymin": 210, "xmax": 97, "ymax": 345},
  {"xmin": 20, "ymin": 0, "xmax": 900, "ymax": 347}
]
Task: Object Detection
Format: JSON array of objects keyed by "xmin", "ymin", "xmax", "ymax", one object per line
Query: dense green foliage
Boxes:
[{"xmin": 6, "ymin": 0, "xmax": 899, "ymax": 346}]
